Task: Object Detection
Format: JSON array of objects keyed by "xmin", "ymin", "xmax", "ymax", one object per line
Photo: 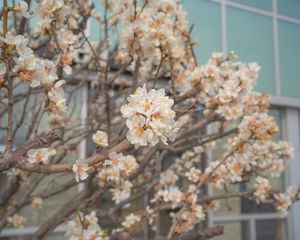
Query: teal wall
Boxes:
[
  {"xmin": 182, "ymin": 1, "xmax": 221, "ymax": 65},
  {"xmin": 226, "ymin": 7, "xmax": 275, "ymax": 94}
]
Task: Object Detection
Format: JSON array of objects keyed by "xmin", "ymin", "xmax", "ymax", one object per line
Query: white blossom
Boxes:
[
  {"xmin": 72, "ymin": 160, "xmax": 90, "ymax": 182},
  {"xmin": 122, "ymin": 213, "xmax": 141, "ymax": 229},
  {"xmin": 27, "ymin": 148, "xmax": 56, "ymax": 164},
  {"xmin": 92, "ymin": 131, "xmax": 108, "ymax": 147},
  {"xmin": 121, "ymin": 86, "xmax": 178, "ymax": 146},
  {"xmin": 7, "ymin": 214, "xmax": 26, "ymax": 229}
]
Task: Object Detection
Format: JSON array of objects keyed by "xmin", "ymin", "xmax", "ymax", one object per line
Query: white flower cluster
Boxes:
[
  {"xmin": 27, "ymin": 148, "xmax": 56, "ymax": 165},
  {"xmin": 72, "ymin": 160, "xmax": 90, "ymax": 182},
  {"xmin": 254, "ymin": 176, "xmax": 270, "ymax": 203},
  {"xmin": 122, "ymin": 213, "xmax": 141, "ymax": 229},
  {"xmin": 102, "ymin": 152, "xmax": 139, "ymax": 182},
  {"xmin": 111, "ymin": 180, "xmax": 133, "ymax": 204},
  {"xmin": 274, "ymin": 186, "xmax": 299, "ymax": 216},
  {"xmin": 121, "ymin": 86, "xmax": 177, "ymax": 146},
  {"xmin": 115, "ymin": 0, "xmax": 192, "ymax": 79},
  {"xmin": 0, "ymin": 30, "xmax": 68, "ymax": 117},
  {"xmin": 31, "ymin": 197, "xmax": 43, "ymax": 209},
  {"xmin": 185, "ymin": 167, "xmax": 202, "ymax": 183},
  {"xmin": 176, "ymin": 52, "xmax": 269, "ymax": 120},
  {"xmin": 155, "ymin": 186, "xmax": 183, "ymax": 209},
  {"xmin": 34, "ymin": 0, "xmax": 92, "ymax": 75},
  {"xmin": 203, "ymin": 113, "xmax": 294, "ymax": 189},
  {"xmin": 171, "ymin": 203, "xmax": 205, "ymax": 234},
  {"xmin": 65, "ymin": 211, "xmax": 106, "ymax": 240},
  {"xmin": 98, "ymin": 152, "xmax": 139, "ymax": 203},
  {"xmin": 7, "ymin": 214, "xmax": 26, "ymax": 229}
]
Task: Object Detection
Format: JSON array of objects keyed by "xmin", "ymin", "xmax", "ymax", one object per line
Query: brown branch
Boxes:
[
  {"xmin": 0, "ymin": 128, "xmax": 64, "ymax": 172},
  {"xmin": 16, "ymin": 139, "xmax": 132, "ymax": 174}
]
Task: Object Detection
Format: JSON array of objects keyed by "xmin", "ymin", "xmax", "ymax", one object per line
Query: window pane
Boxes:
[
  {"xmin": 214, "ymin": 221, "xmax": 251, "ymax": 240},
  {"xmin": 256, "ymin": 219, "xmax": 288, "ymax": 240},
  {"xmin": 279, "ymin": 20, "xmax": 300, "ymax": 98},
  {"xmin": 227, "ymin": 7, "xmax": 275, "ymax": 94},
  {"xmin": 230, "ymin": 0, "xmax": 272, "ymax": 11},
  {"xmin": 278, "ymin": 0, "xmax": 300, "ymax": 19},
  {"xmin": 183, "ymin": 0, "xmax": 221, "ymax": 64}
]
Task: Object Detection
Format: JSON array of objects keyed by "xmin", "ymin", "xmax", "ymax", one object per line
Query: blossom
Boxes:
[
  {"xmin": 121, "ymin": 86, "xmax": 177, "ymax": 146},
  {"xmin": 122, "ymin": 213, "xmax": 141, "ymax": 229},
  {"xmin": 173, "ymin": 204, "xmax": 205, "ymax": 234},
  {"xmin": 156, "ymin": 186, "xmax": 183, "ymax": 208},
  {"xmin": 48, "ymin": 80, "xmax": 68, "ymax": 114},
  {"xmin": 7, "ymin": 214, "xmax": 26, "ymax": 228},
  {"xmin": 102, "ymin": 152, "xmax": 139, "ymax": 182},
  {"xmin": 111, "ymin": 180, "xmax": 133, "ymax": 203},
  {"xmin": 159, "ymin": 169, "xmax": 178, "ymax": 186},
  {"xmin": 84, "ymin": 211, "xmax": 98, "ymax": 226},
  {"xmin": 274, "ymin": 193, "xmax": 292, "ymax": 216},
  {"xmin": 146, "ymin": 206, "xmax": 155, "ymax": 225},
  {"xmin": 31, "ymin": 197, "xmax": 43, "ymax": 209},
  {"xmin": 65, "ymin": 211, "xmax": 106, "ymax": 240},
  {"xmin": 39, "ymin": 60, "xmax": 58, "ymax": 86},
  {"xmin": 72, "ymin": 160, "xmax": 90, "ymax": 182},
  {"xmin": 92, "ymin": 131, "xmax": 108, "ymax": 147},
  {"xmin": 185, "ymin": 167, "xmax": 201, "ymax": 183},
  {"xmin": 36, "ymin": 0, "xmax": 64, "ymax": 19},
  {"xmin": 277, "ymin": 141, "xmax": 294, "ymax": 160},
  {"xmin": 254, "ymin": 176, "xmax": 270, "ymax": 203},
  {"xmin": 27, "ymin": 148, "xmax": 56, "ymax": 164}
]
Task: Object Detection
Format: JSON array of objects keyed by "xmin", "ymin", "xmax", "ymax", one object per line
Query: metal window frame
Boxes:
[{"xmin": 210, "ymin": 0, "xmax": 300, "ymax": 98}]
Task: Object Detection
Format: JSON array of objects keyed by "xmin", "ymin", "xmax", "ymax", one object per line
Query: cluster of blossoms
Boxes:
[
  {"xmin": 65, "ymin": 211, "xmax": 107, "ymax": 240},
  {"xmin": 154, "ymin": 183, "xmax": 206, "ymax": 234},
  {"xmin": 0, "ymin": 9, "xmax": 68, "ymax": 119},
  {"xmin": 121, "ymin": 86, "xmax": 178, "ymax": 146},
  {"xmin": 121, "ymin": 213, "xmax": 142, "ymax": 230},
  {"xmin": 27, "ymin": 148, "xmax": 56, "ymax": 165},
  {"xmin": 145, "ymin": 144, "xmax": 216, "ymax": 234},
  {"xmin": 72, "ymin": 160, "xmax": 90, "ymax": 182},
  {"xmin": 98, "ymin": 152, "xmax": 139, "ymax": 203},
  {"xmin": 31, "ymin": 197, "xmax": 43, "ymax": 209},
  {"xmin": 6, "ymin": 214, "xmax": 26, "ymax": 229},
  {"xmin": 171, "ymin": 202, "xmax": 205, "ymax": 234},
  {"xmin": 72, "ymin": 131, "xmax": 108, "ymax": 182},
  {"xmin": 254, "ymin": 176, "xmax": 271, "ymax": 203},
  {"xmin": 114, "ymin": 0, "xmax": 193, "ymax": 79},
  {"xmin": 200, "ymin": 113, "xmax": 294, "ymax": 190},
  {"xmin": 175, "ymin": 52, "xmax": 269, "ymax": 120},
  {"xmin": 34, "ymin": 0, "xmax": 93, "ymax": 74},
  {"xmin": 118, "ymin": 206, "xmax": 155, "ymax": 232},
  {"xmin": 274, "ymin": 186, "xmax": 299, "ymax": 215},
  {"xmin": 152, "ymin": 169, "xmax": 184, "ymax": 209}
]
